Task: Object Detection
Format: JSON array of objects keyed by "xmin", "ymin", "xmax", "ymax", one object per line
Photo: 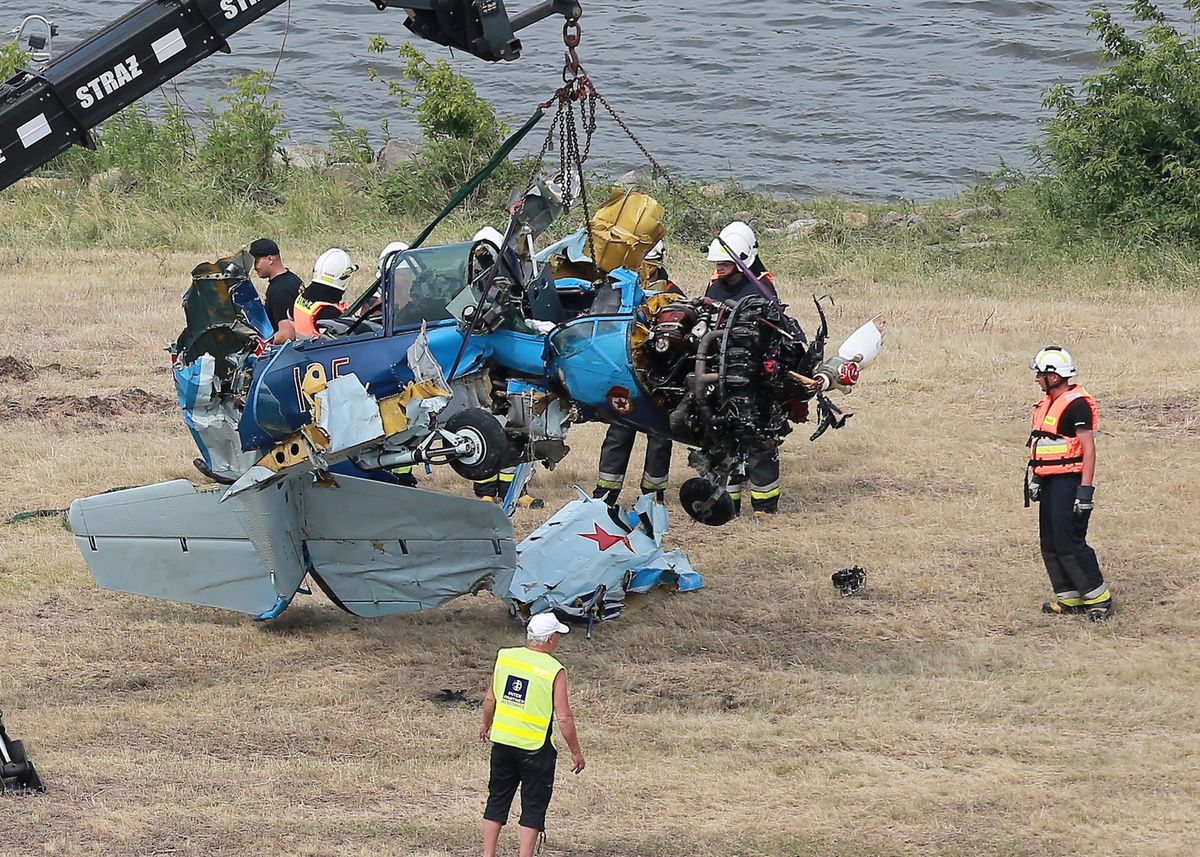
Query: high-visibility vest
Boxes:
[
  {"xmin": 294, "ymin": 296, "xmax": 346, "ymax": 337},
  {"xmin": 490, "ymin": 646, "xmax": 563, "ymax": 751},
  {"xmin": 1029, "ymin": 386, "xmax": 1099, "ymax": 477}
]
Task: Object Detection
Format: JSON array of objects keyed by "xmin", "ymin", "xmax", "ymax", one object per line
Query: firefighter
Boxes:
[
  {"xmin": 293, "ymin": 248, "xmax": 358, "ymax": 337},
  {"xmin": 1026, "ymin": 346, "xmax": 1112, "ymax": 621},
  {"xmin": 594, "ymin": 240, "xmax": 678, "ymax": 506},
  {"xmin": 705, "ymin": 222, "xmax": 782, "ymax": 517},
  {"xmin": 470, "ymin": 227, "xmax": 543, "ymax": 507}
]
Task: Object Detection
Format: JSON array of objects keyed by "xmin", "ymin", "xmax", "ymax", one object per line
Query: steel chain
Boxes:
[
  {"xmin": 591, "ymin": 87, "xmax": 687, "ymax": 198},
  {"xmin": 526, "ymin": 21, "xmax": 686, "ymax": 268}
]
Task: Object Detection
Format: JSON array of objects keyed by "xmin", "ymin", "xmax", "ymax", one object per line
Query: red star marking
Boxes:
[{"xmin": 579, "ymin": 523, "xmax": 632, "ymax": 552}]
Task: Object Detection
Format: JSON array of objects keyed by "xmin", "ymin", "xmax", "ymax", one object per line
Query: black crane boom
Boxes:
[{"xmin": 0, "ymin": 0, "xmax": 581, "ymax": 192}]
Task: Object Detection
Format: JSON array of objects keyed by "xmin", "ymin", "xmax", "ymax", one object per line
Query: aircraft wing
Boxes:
[{"xmin": 69, "ymin": 475, "xmax": 517, "ymax": 619}]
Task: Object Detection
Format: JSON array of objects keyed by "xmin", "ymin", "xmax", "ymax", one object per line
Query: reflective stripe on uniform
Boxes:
[
  {"xmin": 1082, "ymin": 585, "xmax": 1111, "ymax": 604},
  {"xmin": 639, "ymin": 472, "xmax": 669, "ymax": 491}
]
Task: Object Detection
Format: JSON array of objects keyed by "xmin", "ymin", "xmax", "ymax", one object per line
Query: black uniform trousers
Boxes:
[
  {"xmin": 1038, "ymin": 472, "xmax": 1106, "ymax": 599},
  {"xmin": 727, "ymin": 447, "xmax": 782, "ymax": 514},
  {"xmin": 594, "ymin": 423, "xmax": 673, "ymax": 502}
]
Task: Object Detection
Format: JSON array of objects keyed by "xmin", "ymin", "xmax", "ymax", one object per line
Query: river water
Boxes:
[{"xmin": 12, "ymin": 1, "xmax": 1195, "ymax": 198}]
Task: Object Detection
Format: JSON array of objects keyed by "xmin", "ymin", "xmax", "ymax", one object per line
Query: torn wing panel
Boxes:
[
  {"xmin": 504, "ymin": 489, "xmax": 701, "ymax": 621},
  {"xmin": 296, "ymin": 476, "xmax": 517, "ymax": 617}
]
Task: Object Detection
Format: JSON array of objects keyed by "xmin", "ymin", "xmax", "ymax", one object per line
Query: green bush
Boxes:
[
  {"xmin": 99, "ymin": 102, "xmax": 194, "ymax": 180},
  {"xmin": 327, "ymin": 109, "xmax": 376, "ymax": 166},
  {"xmin": 0, "ymin": 40, "xmax": 30, "ymax": 78},
  {"xmin": 197, "ymin": 71, "xmax": 287, "ymax": 201},
  {"xmin": 1033, "ymin": 1, "xmax": 1200, "ymax": 243},
  {"xmin": 368, "ymin": 41, "xmax": 521, "ymax": 214}
]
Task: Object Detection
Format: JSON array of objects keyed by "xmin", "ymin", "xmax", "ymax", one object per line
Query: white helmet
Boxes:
[
  {"xmin": 312, "ymin": 248, "xmax": 359, "ymax": 291},
  {"xmin": 377, "ymin": 241, "xmax": 409, "ymax": 277},
  {"xmin": 707, "ymin": 221, "xmax": 758, "ymax": 265},
  {"xmin": 645, "ymin": 239, "xmax": 665, "ymax": 262},
  {"xmin": 1030, "ymin": 345, "xmax": 1078, "ymax": 378},
  {"xmin": 472, "ymin": 226, "xmax": 504, "ymax": 250}
]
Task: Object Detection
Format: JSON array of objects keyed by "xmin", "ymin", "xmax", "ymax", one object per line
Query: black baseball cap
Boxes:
[{"xmin": 249, "ymin": 238, "xmax": 280, "ymax": 258}]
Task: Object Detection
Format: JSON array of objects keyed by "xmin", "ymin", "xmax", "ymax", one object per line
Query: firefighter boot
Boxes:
[
  {"xmin": 1086, "ymin": 593, "xmax": 1114, "ymax": 623},
  {"xmin": 593, "ymin": 486, "xmax": 621, "ymax": 506},
  {"xmin": 1042, "ymin": 599, "xmax": 1087, "ymax": 616}
]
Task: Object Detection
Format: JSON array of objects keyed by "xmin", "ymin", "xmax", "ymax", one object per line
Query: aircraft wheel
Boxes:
[
  {"xmin": 447, "ymin": 408, "xmax": 509, "ymax": 481},
  {"xmin": 679, "ymin": 477, "xmax": 736, "ymax": 526}
]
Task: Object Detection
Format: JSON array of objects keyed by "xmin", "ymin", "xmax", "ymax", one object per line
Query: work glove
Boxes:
[
  {"xmin": 1027, "ymin": 475, "xmax": 1041, "ymax": 503},
  {"xmin": 1074, "ymin": 485, "xmax": 1095, "ymax": 517}
]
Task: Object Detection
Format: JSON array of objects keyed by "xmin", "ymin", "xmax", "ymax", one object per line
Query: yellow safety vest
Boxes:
[{"xmin": 490, "ymin": 646, "xmax": 563, "ymax": 751}]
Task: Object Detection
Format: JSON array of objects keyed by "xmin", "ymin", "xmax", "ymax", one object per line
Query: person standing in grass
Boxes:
[
  {"xmin": 593, "ymin": 240, "xmax": 680, "ymax": 507},
  {"xmin": 705, "ymin": 221, "xmax": 782, "ymax": 517},
  {"xmin": 1026, "ymin": 346, "xmax": 1113, "ymax": 621},
  {"xmin": 480, "ymin": 612, "xmax": 585, "ymax": 857},
  {"xmin": 248, "ymin": 238, "xmax": 301, "ymax": 344}
]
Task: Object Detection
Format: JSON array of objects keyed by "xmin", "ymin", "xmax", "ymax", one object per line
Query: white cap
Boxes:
[{"xmin": 527, "ymin": 612, "xmax": 569, "ymax": 637}]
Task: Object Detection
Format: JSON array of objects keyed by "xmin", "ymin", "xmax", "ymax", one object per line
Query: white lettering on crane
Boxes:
[
  {"xmin": 220, "ymin": 0, "xmax": 264, "ymax": 20},
  {"xmin": 74, "ymin": 56, "xmax": 143, "ymax": 110}
]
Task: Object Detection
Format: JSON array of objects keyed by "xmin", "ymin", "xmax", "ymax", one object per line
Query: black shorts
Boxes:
[{"xmin": 484, "ymin": 741, "xmax": 558, "ymax": 830}]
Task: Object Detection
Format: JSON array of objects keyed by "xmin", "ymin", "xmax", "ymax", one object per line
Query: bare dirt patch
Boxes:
[
  {"xmin": 1105, "ymin": 395, "xmax": 1200, "ymax": 434},
  {"xmin": 0, "ymin": 354, "xmax": 37, "ymax": 381},
  {"xmin": 0, "ymin": 387, "xmax": 175, "ymax": 422},
  {"xmin": 0, "ymin": 354, "xmax": 100, "ymax": 381}
]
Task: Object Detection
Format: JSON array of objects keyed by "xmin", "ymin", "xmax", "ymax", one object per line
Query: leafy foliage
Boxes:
[
  {"xmin": 0, "ymin": 40, "xmax": 30, "ymax": 79},
  {"xmin": 1034, "ymin": 1, "xmax": 1200, "ymax": 242},
  {"xmin": 197, "ymin": 71, "xmax": 288, "ymax": 201},
  {"xmin": 327, "ymin": 109, "xmax": 376, "ymax": 166},
  {"xmin": 368, "ymin": 41, "xmax": 524, "ymax": 214},
  {"xmin": 100, "ymin": 102, "xmax": 194, "ymax": 180}
]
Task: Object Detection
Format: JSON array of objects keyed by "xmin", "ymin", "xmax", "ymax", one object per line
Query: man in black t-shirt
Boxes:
[{"xmin": 250, "ymin": 238, "xmax": 302, "ymax": 343}]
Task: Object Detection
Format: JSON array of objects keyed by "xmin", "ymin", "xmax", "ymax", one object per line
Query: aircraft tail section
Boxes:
[{"xmin": 506, "ymin": 490, "xmax": 702, "ymax": 622}]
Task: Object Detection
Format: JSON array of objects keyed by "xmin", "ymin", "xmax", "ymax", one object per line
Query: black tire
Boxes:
[
  {"xmin": 446, "ymin": 408, "xmax": 509, "ymax": 481},
  {"xmin": 679, "ymin": 477, "xmax": 736, "ymax": 526},
  {"xmin": 6, "ymin": 739, "xmax": 27, "ymax": 764}
]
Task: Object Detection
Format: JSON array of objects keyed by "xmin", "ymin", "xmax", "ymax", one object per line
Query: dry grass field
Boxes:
[{"xmin": 2, "ymin": 236, "xmax": 1199, "ymax": 857}]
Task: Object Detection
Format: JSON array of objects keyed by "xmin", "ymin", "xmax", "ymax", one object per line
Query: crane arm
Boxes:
[{"xmin": 0, "ymin": 0, "xmax": 581, "ymax": 192}]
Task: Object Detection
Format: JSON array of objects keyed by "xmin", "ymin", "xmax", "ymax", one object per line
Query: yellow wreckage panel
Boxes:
[
  {"xmin": 256, "ymin": 377, "xmax": 449, "ymax": 472},
  {"xmin": 587, "ymin": 189, "xmax": 667, "ymax": 274},
  {"xmin": 378, "ymin": 379, "xmax": 452, "ymax": 436}
]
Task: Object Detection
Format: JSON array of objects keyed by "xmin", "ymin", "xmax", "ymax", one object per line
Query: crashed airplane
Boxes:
[{"xmin": 67, "ymin": 183, "xmax": 881, "ymax": 626}]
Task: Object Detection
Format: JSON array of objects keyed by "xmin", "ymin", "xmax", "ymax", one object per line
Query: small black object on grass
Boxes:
[
  {"xmin": 831, "ymin": 566, "xmax": 866, "ymax": 597},
  {"xmin": 0, "ymin": 710, "xmax": 46, "ymax": 794}
]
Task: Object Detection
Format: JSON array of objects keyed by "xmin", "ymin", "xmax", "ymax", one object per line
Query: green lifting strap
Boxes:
[
  {"xmin": 408, "ymin": 106, "xmax": 546, "ymax": 250},
  {"xmin": 344, "ymin": 105, "xmax": 546, "ymax": 319}
]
